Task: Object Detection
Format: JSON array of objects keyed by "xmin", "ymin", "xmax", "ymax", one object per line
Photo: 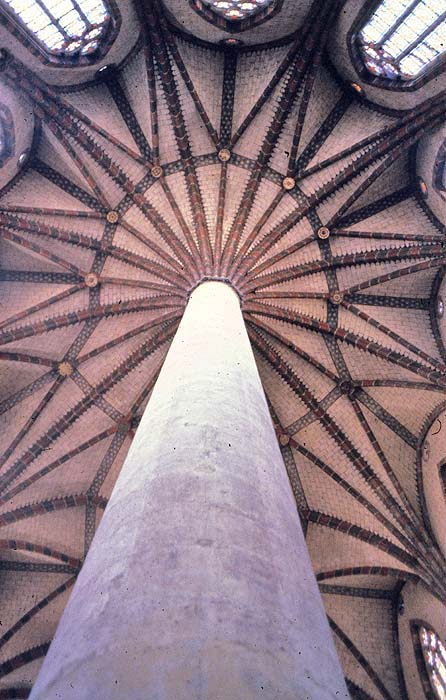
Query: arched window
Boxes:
[
  {"xmin": 0, "ymin": 115, "xmax": 6, "ymax": 157},
  {"xmin": 1, "ymin": 0, "xmax": 115, "ymax": 62},
  {"xmin": 0, "ymin": 102, "xmax": 14, "ymax": 168},
  {"xmin": 441, "ymin": 464, "xmax": 446, "ymax": 499},
  {"xmin": 434, "ymin": 140, "xmax": 446, "ymax": 195},
  {"xmin": 357, "ymin": 0, "xmax": 446, "ymax": 81},
  {"xmin": 189, "ymin": 0, "xmax": 279, "ymax": 30},
  {"xmin": 420, "ymin": 626, "xmax": 446, "ymax": 700},
  {"xmin": 198, "ymin": 0, "xmax": 275, "ymax": 21}
]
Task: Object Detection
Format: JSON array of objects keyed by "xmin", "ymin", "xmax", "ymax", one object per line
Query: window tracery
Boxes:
[
  {"xmin": 189, "ymin": 0, "xmax": 280, "ymax": 30},
  {"xmin": 1, "ymin": 0, "xmax": 112, "ymax": 59},
  {"xmin": 198, "ymin": 0, "xmax": 274, "ymax": 21},
  {"xmin": 357, "ymin": 0, "xmax": 446, "ymax": 81},
  {"xmin": 0, "ymin": 103, "xmax": 14, "ymax": 167},
  {"xmin": 434, "ymin": 139, "xmax": 446, "ymax": 196},
  {"xmin": 420, "ymin": 626, "xmax": 446, "ymax": 700}
]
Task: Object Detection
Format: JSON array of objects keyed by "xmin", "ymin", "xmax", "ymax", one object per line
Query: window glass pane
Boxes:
[
  {"xmin": 360, "ymin": 0, "xmax": 411, "ymax": 44},
  {"xmin": 420, "ymin": 627, "xmax": 446, "ymax": 700},
  {"xmin": 200, "ymin": 0, "xmax": 274, "ymax": 21},
  {"xmin": 358, "ymin": 0, "xmax": 446, "ymax": 80},
  {"xmin": 0, "ymin": 104, "xmax": 14, "ymax": 165},
  {"xmin": 383, "ymin": 1, "xmax": 442, "ymax": 57},
  {"xmin": 2, "ymin": 0, "xmax": 110, "ymax": 56},
  {"xmin": 0, "ymin": 119, "xmax": 5, "ymax": 157}
]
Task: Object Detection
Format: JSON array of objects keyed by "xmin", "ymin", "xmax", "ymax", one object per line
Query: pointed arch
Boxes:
[{"xmin": 412, "ymin": 621, "xmax": 446, "ymax": 700}]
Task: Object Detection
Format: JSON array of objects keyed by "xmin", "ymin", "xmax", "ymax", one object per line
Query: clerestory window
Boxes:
[
  {"xmin": 420, "ymin": 626, "xmax": 446, "ymax": 700},
  {"xmin": 199, "ymin": 0, "xmax": 275, "ymax": 21},
  {"xmin": 0, "ymin": 115, "xmax": 6, "ymax": 158},
  {"xmin": 1, "ymin": 0, "xmax": 115, "ymax": 61},
  {"xmin": 434, "ymin": 140, "xmax": 446, "ymax": 196},
  {"xmin": 357, "ymin": 0, "xmax": 446, "ymax": 81},
  {"xmin": 0, "ymin": 102, "xmax": 14, "ymax": 167},
  {"xmin": 189, "ymin": 0, "xmax": 279, "ymax": 30}
]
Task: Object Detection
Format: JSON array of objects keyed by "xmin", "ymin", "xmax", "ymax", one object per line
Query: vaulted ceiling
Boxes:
[{"xmin": 0, "ymin": 1, "xmax": 445, "ymax": 698}]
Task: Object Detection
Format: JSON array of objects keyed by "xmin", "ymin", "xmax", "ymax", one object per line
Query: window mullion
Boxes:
[
  {"xmin": 70, "ymin": 0, "xmax": 92, "ymax": 30},
  {"xmin": 395, "ymin": 9, "xmax": 446, "ymax": 62},
  {"xmin": 375, "ymin": 0, "xmax": 420, "ymax": 48},
  {"xmin": 0, "ymin": 0, "xmax": 114, "ymax": 62},
  {"xmin": 358, "ymin": 0, "xmax": 446, "ymax": 81},
  {"xmin": 33, "ymin": 0, "xmax": 70, "ymax": 41}
]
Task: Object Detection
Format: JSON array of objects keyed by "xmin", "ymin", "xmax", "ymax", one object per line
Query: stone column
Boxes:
[{"xmin": 30, "ymin": 281, "xmax": 349, "ymax": 700}]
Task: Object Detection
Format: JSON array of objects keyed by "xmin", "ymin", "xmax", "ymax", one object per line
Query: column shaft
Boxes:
[{"xmin": 30, "ymin": 281, "xmax": 349, "ymax": 700}]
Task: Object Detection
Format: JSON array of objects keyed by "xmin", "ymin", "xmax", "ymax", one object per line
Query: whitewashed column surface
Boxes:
[{"xmin": 30, "ymin": 281, "xmax": 349, "ymax": 700}]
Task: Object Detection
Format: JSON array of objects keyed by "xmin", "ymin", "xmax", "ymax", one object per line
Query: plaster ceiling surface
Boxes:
[{"xmin": 0, "ymin": 1, "xmax": 445, "ymax": 699}]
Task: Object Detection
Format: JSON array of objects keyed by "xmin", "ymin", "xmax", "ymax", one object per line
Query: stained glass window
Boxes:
[
  {"xmin": 2, "ymin": 0, "xmax": 111, "ymax": 57},
  {"xmin": 199, "ymin": 0, "xmax": 274, "ymax": 22},
  {"xmin": 0, "ymin": 118, "xmax": 5, "ymax": 159},
  {"xmin": 0, "ymin": 103, "xmax": 14, "ymax": 167},
  {"xmin": 420, "ymin": 627, "xmax": 446, "ymax": 700},
  {"xmin": 358, "ymin": 0, "xmax": 446, "ymax": 81},
  {"xmin": 434, "ymin": 141, "xmax": 446, "ymax": 194}
]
